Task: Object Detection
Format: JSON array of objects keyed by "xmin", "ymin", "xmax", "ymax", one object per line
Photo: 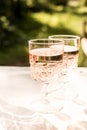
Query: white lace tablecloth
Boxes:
[{"xmin": 0, "ymin": 66, "xmax": 87, "ymax": 130}]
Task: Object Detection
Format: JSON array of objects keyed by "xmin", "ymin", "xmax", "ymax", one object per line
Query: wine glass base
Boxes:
[
  {"xmin": 47, "ymin": 82, "xmax": 78, "ymax": 101},
  {"xmin": 29, "ymin": 98, "xmax": 63, "ymax": 114}
]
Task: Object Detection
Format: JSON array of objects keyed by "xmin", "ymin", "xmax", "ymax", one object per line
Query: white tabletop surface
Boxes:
[
  {"xmin": 0, "ymin": 66, "xmax": 42, "ymax": 107},
  {"xmin": 0, "ymin": 66, "xmax": 87, "ymax": 130}
]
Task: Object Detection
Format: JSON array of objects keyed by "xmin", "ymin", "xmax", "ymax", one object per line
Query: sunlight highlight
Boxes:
[{"xmin": 32, "ymin": 12, "xmax": 59, "ymax": 27}]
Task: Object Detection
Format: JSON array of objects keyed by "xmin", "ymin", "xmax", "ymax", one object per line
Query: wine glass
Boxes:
[
  {"xmin": 49, "ymin": 35, "xmax": 80, "ymax": 100},
  {"xmin": 28, "ymin": 39, "xmax": 64, "ymax": 113}
]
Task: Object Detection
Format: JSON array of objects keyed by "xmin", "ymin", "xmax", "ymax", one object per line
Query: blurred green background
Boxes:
[{"xmin": 0, "ymin": 0, "xmax": 87, "ymax": 66}]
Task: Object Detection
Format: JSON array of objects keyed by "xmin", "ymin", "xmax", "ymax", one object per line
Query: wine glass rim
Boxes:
[
  {"xmin": 49, "ymin": 34, "xmax": 80, "ymax": 40},
  {"xmin": 28, "ymin": 38, "xmax": 64, "ymax": 44}
]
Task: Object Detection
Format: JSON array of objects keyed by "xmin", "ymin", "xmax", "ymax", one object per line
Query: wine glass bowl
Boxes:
[
  {"xmin": 29, "ymin": 39, "xmax": 64, "ymax": 83},
  {"xmin": 49, "ymin": 35, "xmax": 80, "ymax": 70}
]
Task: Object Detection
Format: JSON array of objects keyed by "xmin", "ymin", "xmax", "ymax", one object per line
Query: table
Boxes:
[{"xmin": 0, "ymin": 66, "xmax": 87, "ymax": 130}]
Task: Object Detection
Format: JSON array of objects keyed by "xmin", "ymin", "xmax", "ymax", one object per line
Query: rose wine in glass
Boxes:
[{"xmin": 29, "ymin": 48, "xmax": 63, "ymax": 82}]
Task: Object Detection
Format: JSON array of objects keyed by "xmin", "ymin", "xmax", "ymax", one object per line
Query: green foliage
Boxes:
[
  {"xmin": 0, "ymin": 0, "xmax": 28, "ymax": 48},
  {"xmin": 48, "ymin": 0, "xmax": 68, "ymax": 6},
  {"xmin": 0, "ymin": 44, "xmax": 28, "ymax": 66},
  {"xmin": 0, "ymin": 0, "xmax": 87, "ymax": 66},
  {"xmin": 78, "ymin": 43, "xmax": 87, "ymax": 67},
  {"xmin": 27, "ymin": 0, "xmax": 52, "ymax": 12},
  {"xmin": 84, "ymin": 0, "xmax": 87, "ymax": 6}
]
